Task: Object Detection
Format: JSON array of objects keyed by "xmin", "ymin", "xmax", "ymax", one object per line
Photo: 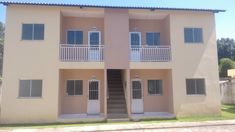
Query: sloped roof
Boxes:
[{"xmin": 0, "ymin": 1, "xmax": 225, "ymax": 13}]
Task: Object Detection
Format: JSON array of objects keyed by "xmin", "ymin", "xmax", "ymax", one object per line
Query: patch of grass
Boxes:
[
  {"xmin": 221, "ymin": 104, "xmax": 235, "ymax": 119},
  {"xmin": 0, "ymin": 104, "xmax": 235, "ymax": 129}
]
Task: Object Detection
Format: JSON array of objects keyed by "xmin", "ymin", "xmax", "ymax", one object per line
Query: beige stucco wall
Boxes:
[
  {"xmin": 1, "ymin": 5, "xmax": 61, "ymax": 123},
  {"xmin": 130, "ymin": 69, "xmax": 173, "ymax": 112},
  {"xmin": 129, "ymin": 18, "xmax": 170, "ymax": 45},
  {"xmin": 104, "ymin": 9, "xmax": 129, "ymax": 69},
  {"xmin": 61, "ymin": 17, "xmax": 104, "ymax": 44},
  {"xmin": 169, "ymin": 11, "xmax": 221, "ymax": 116},
  {"xmin": 59, "ymin": 69, "xmax": 104, "ymax": 114}
]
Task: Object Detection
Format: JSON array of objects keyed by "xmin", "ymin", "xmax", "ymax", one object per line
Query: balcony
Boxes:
[
  {"xmin": 60, "ymin": 44, "xmax": 171, "ymax": 62},
  {"xmin": 60, "ymin": 44, "xmax": 104, "ymax": 62},
  {"xmin": 130, "ymin": 45, "xmax": 171, "ymax": 62}
]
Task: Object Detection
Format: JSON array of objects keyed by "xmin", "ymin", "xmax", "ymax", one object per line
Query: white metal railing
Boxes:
[
  {"xmin": 130, "ymin": 45, "xmax": 171, "ymax": 62},
  {"xmin": 60, "ymin": 44, "xmax": 104, "ymax": 62}
]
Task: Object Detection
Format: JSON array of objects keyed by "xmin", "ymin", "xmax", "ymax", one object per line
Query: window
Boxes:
[
  {"xmin": 184, "ymin": 28, "xmax": 203, "ymax": 43},
  {"xmin": 19, "ymin": 80, "xmax": 42, "ymax": 97},
  {"xmin": 186, "ymin": 78, "xmax": 205, "ymax": 95},
  {"xmin": 130, "ymin": 32, "xmax": 141, "ymax": 47},
  {"xmin": 148, "ymin": 80, "xmax": 163, "ymax": 95},
  {"xmin": 67, "ymin": 30, "xmax": 83, "ymax": 44},
  {"xmin": 22, "ymin": 24, "xmax": 44, "ymax": 40},
  {"xmin": 146, "ymin": 32, "xmax": 160, "ymax": 46},
  {"xmin": 66, "ymin": 80, "xmax": 83, "ymax": 95}
]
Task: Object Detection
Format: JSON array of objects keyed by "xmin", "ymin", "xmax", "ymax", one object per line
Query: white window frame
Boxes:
[
  {"xmin": 147, "ymin": 79, "xmax": 163, "ymax": 96},
  {"xmin": 18, "ymin": 79, "xmax": 43, "ymax": 98},
  {"xmin": 66, "ymin": 79, "xmax": 83, "ymax": 96},
  {"xmin": 186, "ymin": 78, "xmax": 206, "ymax": 96},
  {"xmin": 184, "ymin": 27, "xmax": 203, "ymax": 43},
  {"xmin": 21, "ymin": 23, "xmax": 44, "ymax": 41},
  {"xmin": 66, "ymin": 29, "xmax": 83, "ymax": 44},
  {"xmin": 146, "ymin": 32, "xmax": 160, "ymax": 46},
  {"xmin": 88, "ymin": 31, "xmax": 101, "ymax": 46},
  {"xmin": 129, "ymin": 32, "xmax": 142, "ymax": 47}
]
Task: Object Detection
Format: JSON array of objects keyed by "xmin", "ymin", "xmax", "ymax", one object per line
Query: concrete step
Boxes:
[
  {"xmin": 109, "ymin": 90, "xmax": 124, "ymax": 93},
  {"xmin": 109, "ymin": 92, "xmax": 124, "ymax": 94},
  {"xmin": 108, "ymin": 82, "xmax": 122, "ymax": 84},
  {"xmin": 109, "ymin": 97, "xmax": 125, "ymax": 100},
  {"xmin": 108, "ymin": 108, "xmax": 127, "ymax": 113},
  {"xmin": 107, "ymin": 98, "xmax": 126, "ymax": 104},
  {"xmin": 107, "ymin": 113, "xmax": 128, "ymax": 119},
  {"xmin": 109, "ymin": 94, "xmax": 125, "ymax": 97},
  {"xmin": 108, "ymin": 84, "xmax": 123, "ymax": 86},
  {"xmin": 108, "ymin": 72, "xmax": 121, "ymax": 74},
  {"xmin": 107, "ymin": 118, "xmax": 129, "ymax": 122},
  {"xmin": 108, "ymin": 86, "xmax": 124, "ymax": 89},
  {"xmin": 109, "ymin": 89, "xmax": 124, "ymax": 92},
  {"xmin": 109, "ymin": 88, "xmax": 123, "ymax": 91},
  {"xmin": 107, "ymin": 75, "xmax": 121, "ymax": 77},
  {"xmin": 108, "ymin": 104, "xmax": 126, "ymax": 108}
]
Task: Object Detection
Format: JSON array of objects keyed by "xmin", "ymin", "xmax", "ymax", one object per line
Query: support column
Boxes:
[
  {"xmin": 125, "ymin": 69, "xmax": 131, "ymax": 117},
  {"xmin": 104, "ymin": 69, "xmax": 107, "ymax": 118}
]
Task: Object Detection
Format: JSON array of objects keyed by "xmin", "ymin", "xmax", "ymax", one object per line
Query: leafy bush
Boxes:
[{"xmin": 219, "ymin": 58, "xmax": 235, "ymax": 77}]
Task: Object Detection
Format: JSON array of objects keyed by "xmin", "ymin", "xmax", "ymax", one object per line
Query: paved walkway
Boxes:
[{"xmin": 1, "ymin": 120, "xmax": 235, "ymax": 132}]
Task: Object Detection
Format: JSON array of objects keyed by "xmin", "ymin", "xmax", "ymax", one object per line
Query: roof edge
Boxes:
[{"xmin": 0, "ymin": 1, "xmax": 226, "ymax": 13}]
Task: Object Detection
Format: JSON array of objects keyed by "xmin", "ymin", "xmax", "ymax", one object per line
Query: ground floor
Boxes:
[
  {"xmin": 58, "ymin": 69, "xmax": 174, "ymax": 122},
  {"xmin": 0, "ymin": 68, "xmax": 221, "ymax": 124}
]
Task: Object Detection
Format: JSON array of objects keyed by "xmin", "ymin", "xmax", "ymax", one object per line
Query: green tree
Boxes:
[
  {"xmin": 219, "ymin": 58, "xmax": 235, "ymax": 77},
  {"xmin": 217, "ymin": 38, "xmax": 235, "ymax": 61}
]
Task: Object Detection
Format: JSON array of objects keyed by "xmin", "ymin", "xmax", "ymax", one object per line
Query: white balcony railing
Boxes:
[
  {"xmin": 60, "ymin": 44, "xmax": 104, "ymax": 62},
  {"xmin": 130, "ymin": 45, "xmax": 171, "ymax": 62}
]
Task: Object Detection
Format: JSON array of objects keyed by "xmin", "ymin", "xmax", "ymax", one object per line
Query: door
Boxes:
[
  {"xmin": 131, "ymin": 79, "xmax": 143, "ymax": 113},
  {"xmin": 87, "ymin": 80, "xmax": 100, "ymax": 114},
  {"xmin": 88, "ymin": 31, "xmax": 101, "ymax": 61},
  {"xmin": 130, "ymin": 32, "xmax": 141, "ymax": 61}
]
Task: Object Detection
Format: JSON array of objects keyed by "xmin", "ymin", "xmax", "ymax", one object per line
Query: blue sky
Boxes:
[{"xmin": 0, "ymin": 0, "xmax": 234, "ymax": 39}]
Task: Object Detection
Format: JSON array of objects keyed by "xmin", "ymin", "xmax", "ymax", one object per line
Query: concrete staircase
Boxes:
[{"xmin": 107, "ymin": 70, "xmax": 128, "ymax": 119}]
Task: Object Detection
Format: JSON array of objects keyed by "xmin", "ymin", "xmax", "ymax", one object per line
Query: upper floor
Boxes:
[{"xmin": 2, "ymin": 2, "xmax": 224, "ymax": 69}]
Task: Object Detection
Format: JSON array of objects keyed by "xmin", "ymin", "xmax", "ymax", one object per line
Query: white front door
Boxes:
[
  {"xmin": 130, "ymin": 32, "xmax": 141, "ymax": 61},
  {"xmin": 87, "ymin": 80, "xmax": 100, "ymax": 114},
  {"xmin": 131, "ymin": 79, "xmax": 143, "ymax": 113},
  {"xmin": 88, "ymin": 31, "xmax": 101, "ymax": 61}
]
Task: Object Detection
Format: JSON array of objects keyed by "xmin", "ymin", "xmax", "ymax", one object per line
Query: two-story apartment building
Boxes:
[{"xmin": 0, "ymin": 1, "xmax": 224, "ymax": 123}]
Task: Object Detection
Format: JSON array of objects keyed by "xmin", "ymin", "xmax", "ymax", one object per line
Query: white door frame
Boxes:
[
  {"xmin": 131, "ymin": 79, "xmax": 144, "ymax": 114},
  {"xmin": 88, "ymin": 31, "xmax": 101, "ymax": 61},
  {"xmin": 87, "ymin": 79, "xmax": 100, "ymax": 115},
  {"xmin": 130, "ymin": 32, "xmax": 142, "ymax": 61},
  {"xmin": 129, "ymin": 32, "xmax": 141, "ymax": 47},
  {"xmin": 88, "ymin": 31, "xmax": 101, "ymax": 46}
]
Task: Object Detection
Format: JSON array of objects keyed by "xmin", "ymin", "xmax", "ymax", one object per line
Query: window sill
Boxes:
[
  {"xmin": 21, "ymin": 39, "xmax": 44, "ymax": 41},
  {"xmin": 17, "ymin": 97, "xmax": 42, "ymax": 99},
  {"xmin": 66, "ymin": 95, "xmax": 83, "ymax": 97},
  {"xmin": 185, "ymin": 42, "xmax": 204, "ymax": 44},
  {"xmin": 148, "ymin": 94, "xmax": 163, "ymax": 96},
  {"xmin": 186, "ymin": 94, "xmax": 206, "ymax": 96}
]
